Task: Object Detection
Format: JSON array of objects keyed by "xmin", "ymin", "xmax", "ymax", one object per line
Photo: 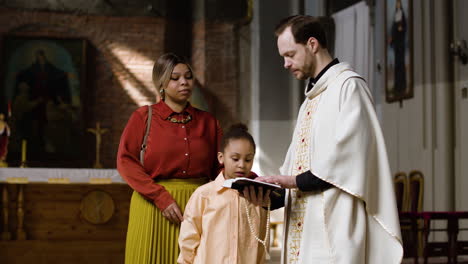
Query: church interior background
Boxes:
[{"xmin": 0, "ymin": 0, "xmax": 467, "ymax": 263}]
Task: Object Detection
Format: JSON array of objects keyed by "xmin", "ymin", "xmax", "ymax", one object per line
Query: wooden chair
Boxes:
[
  {"xmin": 394, "ymin": 172, "xmax": 409, "ymax": 212},
  {"xmin": 408, "ymin": 170, "xmax": 425, "ymax": 259},
  {"xmin": 420, "ymin": 212, "xmax": 468, "ymax": 264},
  {"xmin": 394, "ymin": 172, "xmax": 418, "ymax": 261},
  {"xmin": 414, "ymin": 169, "xmax": 468, "ymax": 263},
  {"xmin": 408, "ymin": 170, "xmax": 424, "ymax": 213}
]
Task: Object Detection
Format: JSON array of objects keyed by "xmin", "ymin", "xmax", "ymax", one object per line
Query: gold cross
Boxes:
[{"xmin": 87, "ymin": 122, "xmax": 108, "ymax": 168}]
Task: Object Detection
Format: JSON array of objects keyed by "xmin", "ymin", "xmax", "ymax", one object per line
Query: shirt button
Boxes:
[
  {"xmin": 182, "ymin": 125, "xmax": 185, "ymax": 128},
  {"xmin": 184, "ymin": 137, "xmax": 187, "ymax": 140},
  {"xmin": 183, "ymin": 171, "xmax": 186, "ymax": 174},
  {"xmin": 185, "ymin": 153, "xmax": 188, "ymax": 156}
]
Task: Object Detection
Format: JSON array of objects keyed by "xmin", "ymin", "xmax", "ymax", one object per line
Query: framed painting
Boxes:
[
  {"xmin": 1, "ymin": 36, "xmax": 87, "ymax": 167},
  {"xmin": 385, "ymin": 0, "xmax": 413, "ymax": 103}
]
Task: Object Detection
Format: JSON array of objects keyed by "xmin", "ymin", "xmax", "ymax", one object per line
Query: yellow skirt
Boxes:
[{"xmin": 125, "ymin": 178, "xmax": 208, "ymax": 264}]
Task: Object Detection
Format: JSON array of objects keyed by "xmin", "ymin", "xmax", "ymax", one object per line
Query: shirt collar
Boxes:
[
  {"xmin": 214, "ymin": 172, "xmax": 229, "ymax": 192},
  {"xmin": 185, "ymin": 102, "xmax": 196, "ymax": 116},
  {"xmin": 306, "ymin": 58, "xmax": 340, "ymax": 93},
  {"xmin": 155, "ymin": 101, "xmax": 196, "ymax": 120}
]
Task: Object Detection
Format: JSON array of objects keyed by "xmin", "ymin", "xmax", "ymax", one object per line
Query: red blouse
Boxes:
[{"xmin": 117, "ymin": 101, "xmax": 222, "ymax": 211}]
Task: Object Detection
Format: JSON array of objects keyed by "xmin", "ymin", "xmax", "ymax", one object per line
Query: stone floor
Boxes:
[
  {"xmin": 267, "ymin": 248, "xmax": 468, "ymax": 264},
  {"xmin": 266, "ymin": 247, "xmax": 281, "ymax": 264},
  {"xmin": 402, "ymin": 257, "xmax": 468, "ymax": 263}
]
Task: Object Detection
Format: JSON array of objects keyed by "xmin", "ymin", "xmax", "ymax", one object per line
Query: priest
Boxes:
[{"xmin": 256, "ymin": 15, "xmax": 403, "ymax": 264}]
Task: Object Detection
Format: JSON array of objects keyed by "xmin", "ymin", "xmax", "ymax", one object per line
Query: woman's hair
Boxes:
[
  {"xmin": 274, "ymin": 15, "xmax": 328, "ymax": 48},
  {"xmin": 220, "ymin": 123, "xmax": 256, "ymax": 152},
  {"xmin": 152, "ymin": 53, "xmax": 193, "ymax": 97}
]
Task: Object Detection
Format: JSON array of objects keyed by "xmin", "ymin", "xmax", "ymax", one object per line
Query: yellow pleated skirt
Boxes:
[{"xmin": 125, "ymin": 178, "xmax": 208, "ymax": 264}]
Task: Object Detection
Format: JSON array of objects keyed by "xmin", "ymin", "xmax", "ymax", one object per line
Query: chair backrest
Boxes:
[
  {"xmin": 408, "ymin": 170, "xmax": 424, "ymax": 212},
  {"xmin": 394, "ymin": 172, "xmax": 409, "ymax": 212}
]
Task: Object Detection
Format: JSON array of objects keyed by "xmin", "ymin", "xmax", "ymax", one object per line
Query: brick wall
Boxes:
[
  {"xmin": 192, "ymin": 20, "xmax": 240, "ymax": 129},
  {"xmin": 0, "ymin": 7, "xmax": 242, "ymax": 168}
]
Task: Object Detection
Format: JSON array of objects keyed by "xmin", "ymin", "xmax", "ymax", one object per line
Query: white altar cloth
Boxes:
[{"xmin": 0, "ymin": 168, "xmax": 126, "ymax": 184}]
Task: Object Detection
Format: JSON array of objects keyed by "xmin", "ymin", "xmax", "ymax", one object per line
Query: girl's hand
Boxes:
[
  {"xmin": 242, "ymin": 186, "xmax": 271, "ymax": 207},
  {"xmin": 162, "ymin": 202, "xmax": 184, "ymax": 224}
]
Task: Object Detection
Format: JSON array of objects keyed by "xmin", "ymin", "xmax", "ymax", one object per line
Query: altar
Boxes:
[
  {"xmin": 0, "ymin": 168, "xmax": 132, "ymax": 264},
  {"xmin": 0, "ymin": 167, "xmax": 125, "ymax": 184}
]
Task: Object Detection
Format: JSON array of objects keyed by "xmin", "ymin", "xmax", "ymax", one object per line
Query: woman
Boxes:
[{"xmin": 117, "ymin": 53, "xmax": 222, "ymax": 264}]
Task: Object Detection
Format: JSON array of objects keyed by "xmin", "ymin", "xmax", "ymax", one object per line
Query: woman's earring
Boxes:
[{"xmin": 159, "ymin": 89, "xmax": 165, "ymax": 100}]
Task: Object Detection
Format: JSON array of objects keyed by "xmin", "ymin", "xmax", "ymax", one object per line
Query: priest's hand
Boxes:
[
  {"xmin": 256, "ymin": 175, "xmax": 297, "ymax": 189},
  {"xmin": 162, "ymin": 202, "xmax": 183, "ymax": 224},
  {"xmin": 242, "ymin": 186, "xmax": 271, "ymax": 207}
]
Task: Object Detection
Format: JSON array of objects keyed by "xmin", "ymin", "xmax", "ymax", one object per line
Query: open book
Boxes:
[{"xmin": 223, "ymin": 177, "xmax": 282, "ymax": 196}]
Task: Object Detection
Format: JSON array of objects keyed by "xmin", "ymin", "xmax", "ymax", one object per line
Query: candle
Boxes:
[
  {"xmin": 7, "ymin": 101, "xmax": 11, "ymax": 118},
  {"xmin": 21, "ymin": 140, "xmax": 26, "ymax": 163}
]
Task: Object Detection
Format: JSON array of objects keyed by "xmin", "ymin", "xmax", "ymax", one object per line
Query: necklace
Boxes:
[
  {"xmin": 166, "ymin": 114, "xmax": 192, "ymax": 124},
  {"xmin": 244, "ymin": 200, "xmax": 271, "ymax": 254}
]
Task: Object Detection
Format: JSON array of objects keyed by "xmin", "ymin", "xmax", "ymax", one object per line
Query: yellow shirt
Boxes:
[{"xmin": 178, "ymin": 172, "xmax": 268, "ymax": 264}]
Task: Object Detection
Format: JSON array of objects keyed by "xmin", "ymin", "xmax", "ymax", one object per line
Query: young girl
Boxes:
[{"xmin": 178, "ymin": 124, "xmax": 271, "ymax": 264}]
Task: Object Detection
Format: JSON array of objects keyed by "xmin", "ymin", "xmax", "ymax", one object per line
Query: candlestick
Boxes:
[
  {"xmin": 7, "ymin": 101, "xmax": 11, "ymax": 118},
  {"xmin": 20, "ymin": 140, "xmax": 27, "ymax": 168}
]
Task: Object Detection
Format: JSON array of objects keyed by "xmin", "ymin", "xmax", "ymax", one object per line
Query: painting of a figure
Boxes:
[
  {"xmin": 1, "ymin": 36, "xmax": 86, "ymax": 166},
  {"xmin": 386, "ymin": 0, "xmax": 413, "ymax": 103}
]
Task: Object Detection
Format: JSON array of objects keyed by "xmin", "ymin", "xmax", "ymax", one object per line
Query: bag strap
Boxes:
[{"xmin": 140, "ymin": 105, "xmax": 152, "ymax": 165}]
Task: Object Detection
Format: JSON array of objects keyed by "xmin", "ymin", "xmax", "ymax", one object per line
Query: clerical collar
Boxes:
[{"xmin": 306, "ymin": 58, "xmax": 340, "ymax": 93}]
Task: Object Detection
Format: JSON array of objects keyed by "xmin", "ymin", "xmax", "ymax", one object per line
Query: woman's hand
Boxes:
[
  {"xmin": 162, "ymin": 202, "xmax": 184, "ymax": 224},
  {"xmin": 242, "ymin": 186, "xmax": 271, "ymax": 207}
]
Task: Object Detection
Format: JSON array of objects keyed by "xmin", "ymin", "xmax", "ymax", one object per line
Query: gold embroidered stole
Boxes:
[{"xmin": 286, "ymin": 95, "xmax": 321, "ymax": 263}]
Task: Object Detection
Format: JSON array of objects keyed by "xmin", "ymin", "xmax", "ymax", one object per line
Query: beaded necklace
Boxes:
[
  {"xmin": 166, "ymin": 114, "xmax": 192, "ymax": 124},
  {"xmin": 244, "ymin": 201, "xmax": 271, "ymax": 255}
]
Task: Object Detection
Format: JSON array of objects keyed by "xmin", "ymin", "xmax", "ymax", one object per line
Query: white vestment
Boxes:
[{"xmin": 280, "ymin": 62, "xmax": 403, "ymax": 264}]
